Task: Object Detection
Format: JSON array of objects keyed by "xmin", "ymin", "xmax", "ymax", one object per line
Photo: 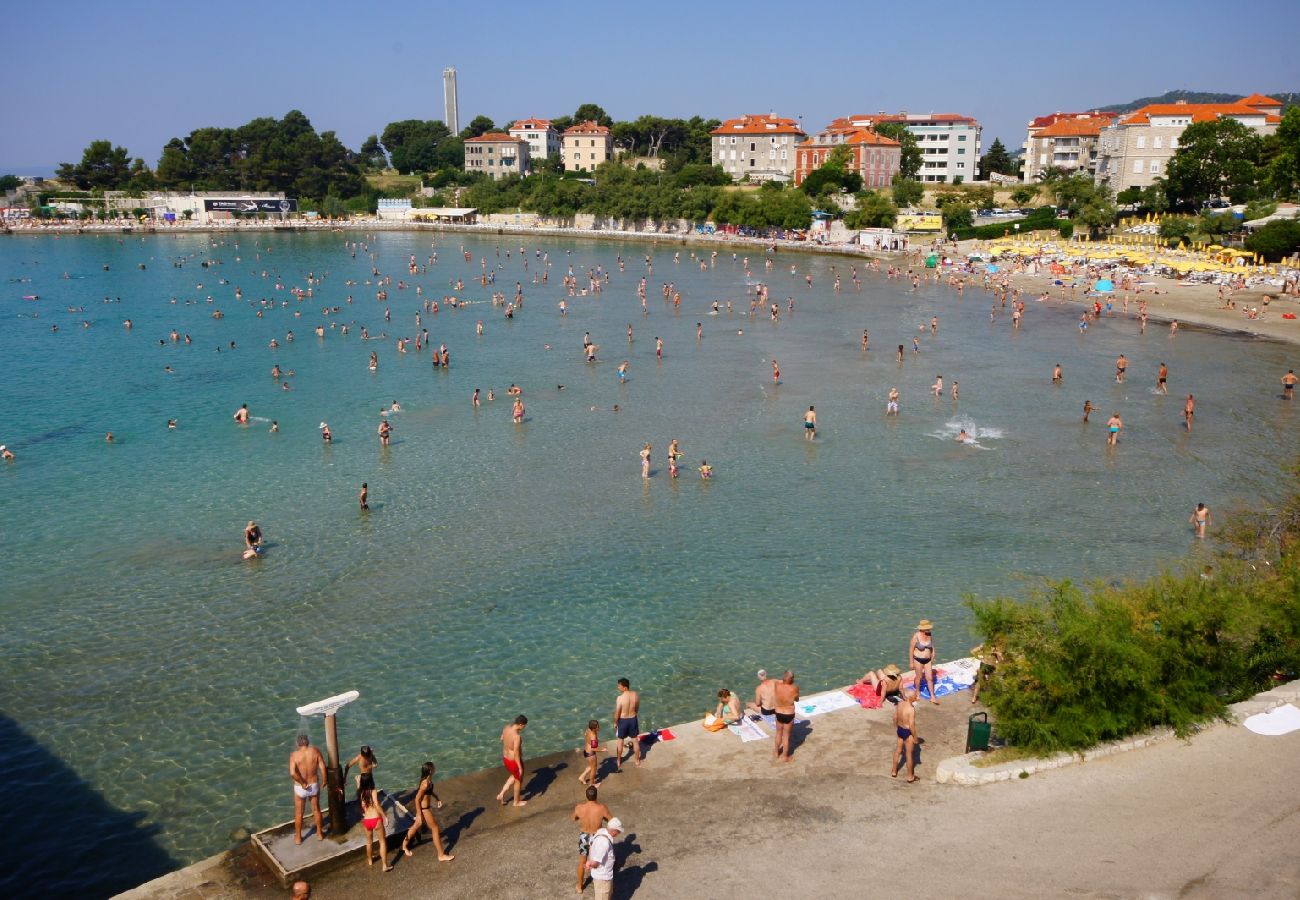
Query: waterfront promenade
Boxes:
[{"xmin": 123, "ymin": 693, "xmax": 1300, "ymax": 899}]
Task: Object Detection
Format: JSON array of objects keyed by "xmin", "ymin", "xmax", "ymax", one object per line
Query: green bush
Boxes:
[
  {"xmin": 1056, "ymin": 221, "xmax": 1074, "ymax": 239},
  {"xmin": 1245, "ymin": 219, "xmax": 1300, "ymax": 261},
  {"xmin": 950, "ymin": 206, "xmax": 1059, "ymax": 240},
  {"xmin": 970, "ymin": 464, "xmax": 1300, "ymax": 753}
]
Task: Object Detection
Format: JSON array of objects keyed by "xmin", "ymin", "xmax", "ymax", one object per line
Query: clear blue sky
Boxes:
[{"xmin": 5, "ymin": 0, "xmax": 1298, "ymax": 174}]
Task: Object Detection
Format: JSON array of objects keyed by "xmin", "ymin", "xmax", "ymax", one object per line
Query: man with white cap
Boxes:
[
  {"xmin": 0, "ymin": 445, "xmax": 13, "ymax": 461},
  {"xmin": 747, "ymin": 669, "xmax": 777, "ymax": 718},
  {"xmin": 585, "ymin": 816, "xmax": 622, "ymax": 899}
]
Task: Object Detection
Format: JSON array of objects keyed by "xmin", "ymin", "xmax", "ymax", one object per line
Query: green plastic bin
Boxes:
[{"xmin": 966, "ymin": 712, "xmax": 991, "ymax": 753}]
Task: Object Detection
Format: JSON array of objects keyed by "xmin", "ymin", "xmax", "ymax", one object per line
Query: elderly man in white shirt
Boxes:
[{"xmin": 585, "ymin": 816, "xmax": 623, "ymax": 899}]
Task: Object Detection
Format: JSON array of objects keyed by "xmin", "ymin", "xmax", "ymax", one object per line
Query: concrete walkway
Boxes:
[{"xmin": 122, "ymin": 693, "xmax": 1300, "ymax": 899}]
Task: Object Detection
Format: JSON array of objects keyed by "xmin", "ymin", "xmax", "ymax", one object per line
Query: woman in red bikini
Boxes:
[
  {"xmin": 578, "ymin": 719, "xmax": 601, "ymax": 786},
  {"xmin": 359, "ymin": 787, "xmax": 393, "ymax": 872}
]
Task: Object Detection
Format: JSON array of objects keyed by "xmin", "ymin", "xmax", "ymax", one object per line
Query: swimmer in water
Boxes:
[
  {"xmin": 698, "ymin": 460, "xmax": 712, "ymax": 479},
  {"xmin": 1082, "ymin": 401, "xmax": 1094, "ymax": 423},
  {"xmin": 956, "ymin": 429, "xmax": 969, "ymax": 443}
]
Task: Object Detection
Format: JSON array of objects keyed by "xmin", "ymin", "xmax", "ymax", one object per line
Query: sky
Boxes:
[{"xmin": 4, "ymin": 0, "xmax": 1299, "ymax": 175}]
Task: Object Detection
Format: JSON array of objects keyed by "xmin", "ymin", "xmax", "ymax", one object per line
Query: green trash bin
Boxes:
[{"xmin": 966, "ymin": 712, "xmax": 991, "ymax": 753}]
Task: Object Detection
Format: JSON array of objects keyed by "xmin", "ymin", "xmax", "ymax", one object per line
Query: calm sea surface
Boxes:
[{"xmin": 1, "ymin": 230, "xmax": 1296, "ymax": 891}]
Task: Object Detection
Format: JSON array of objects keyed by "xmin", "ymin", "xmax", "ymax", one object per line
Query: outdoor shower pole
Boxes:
[{"xmin": 324, "ymin": 712, "xmax": 345, "ymax": 836}]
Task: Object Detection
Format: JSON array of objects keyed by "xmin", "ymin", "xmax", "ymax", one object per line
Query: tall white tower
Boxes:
[{"xmin": 443, "ymin": 67, "xmax": 460, "ymax": 135}]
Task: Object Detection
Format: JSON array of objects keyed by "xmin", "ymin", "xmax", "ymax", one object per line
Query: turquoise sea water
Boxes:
[{"xmin": 1, "ymin": 230, "xmax": 1296, "ymax": 891}]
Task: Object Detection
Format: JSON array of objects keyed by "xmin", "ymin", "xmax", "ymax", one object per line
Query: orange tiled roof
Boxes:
[
  {"xmin": 562, "ymin": 120, "xmax": 611, "ymax": 136},
  {"xmin": 509, "ymin": 118, "xmax": 553, "ymax": 130},
  {"xmin": 800, "ymin": 126, "xmax": 900, "ymax": 147},
  {"xmin": 1119, "ymin": 102, "xmax": 1275, "ymax": 125},
  {"xmin": 464, "ymin": 133, "xmax": 527, "ymax": 143},
  {"xmin": 1238, "ymin": 93, "xmax": 1282, "ymax": 108},
  {"xmin": 1029, "ymin": 111, "xmax": 1117, "ymax": 130},
  {"xmin": 1037, "ymin": 117, "xmax": 1111, "ymax": 138},
  {"xmin": 867, "ymin": 112, "xmax": 978, "ymax": 125},
  {"xmin": 711, "ymin": 114, "xmax": 804, "ymax": 136}
]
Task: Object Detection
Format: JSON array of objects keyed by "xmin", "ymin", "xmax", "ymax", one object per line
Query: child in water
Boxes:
[{"xmin": 698, "ymin": 460, "xmax": 713, "ymax": 479}]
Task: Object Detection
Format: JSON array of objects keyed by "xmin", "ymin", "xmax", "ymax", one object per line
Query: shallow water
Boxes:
[{"xmin": 1, "ymin": 230, "xmax": 1295, "ymax": 888}]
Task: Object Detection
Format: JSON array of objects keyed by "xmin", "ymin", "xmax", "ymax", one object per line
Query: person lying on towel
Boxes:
[{"xmin": 860, "ymin": 664, "xmax": 903, "ymax": 704}]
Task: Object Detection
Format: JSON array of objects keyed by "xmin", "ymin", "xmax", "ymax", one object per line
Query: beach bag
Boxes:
[{"xmin": 702, "ymin": 713, "xmax": 727, "ymax": 732}]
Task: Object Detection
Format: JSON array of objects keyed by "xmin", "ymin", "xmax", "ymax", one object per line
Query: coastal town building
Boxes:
[
  {"xmin": 508, "ymin": 118, "xmax": 560, "ymax": 170},
  {"xmin": 710, "ymin": 114, "xmax": 805, "ymax": 182},
  {"xmin": 793, "ymin": 121, "xmax": 901, "ymax": 189},
  {"xmin": 1021, "ymin": 112, "xmax": 1118, "ymax": 182},
  {"xmin": 463, "ymin": 133, "xmax": 530, "ymax": 180},
  {"xmin": 1094, "ymin": 95, "xmax": 1283, "ymax": 194},
  {"xmin": 840, "ymin": 112, "xmax": 981, "ymax": 184},
  {"xmin": 562, "ymin": 121, "xmax": 613, "ymax": 173}
]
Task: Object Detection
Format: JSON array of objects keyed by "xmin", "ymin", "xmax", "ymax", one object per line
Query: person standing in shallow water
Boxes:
[{"xmin": 804, "ymin": 406, "xmax": 816, "ymax": 439}]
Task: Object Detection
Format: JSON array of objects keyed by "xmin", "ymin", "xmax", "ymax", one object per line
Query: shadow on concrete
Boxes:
[
  {"xmin": 893, "ymin": 736, "xmax": 926, "ymax": 774},
  {"xmin": 0, "ymin": 713, "xmax": 178, "ymax": 896},
  {"xmin": 442, "ymin": 805, "xmax": 485, "ymax": 852},
  {"xmin": 787, "ymin": 720, "xmax": 813, "ymax": 756},
  {"xmin": 524, "ymin": 761, "xmax": 566, "ymax": 799},
  {"xmin": 614, "ymin": 833, "xmax": 658, "ymax": 898}
]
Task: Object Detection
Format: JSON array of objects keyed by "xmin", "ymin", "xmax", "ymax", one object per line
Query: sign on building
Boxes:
[
  {"xmin": 203, "ymin": 199, "xmax": 298, "ymax": 213},
  {"xmin": 897, "ymin": 212, "xmax": 943, "ymax": 232}
]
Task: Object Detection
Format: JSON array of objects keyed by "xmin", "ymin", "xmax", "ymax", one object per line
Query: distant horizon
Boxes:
[{"xmin": 5, "ymin": 0, "xmax": 1298, "ymax": 177}]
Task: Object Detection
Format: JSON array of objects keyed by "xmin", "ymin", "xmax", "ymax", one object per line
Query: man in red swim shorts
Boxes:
[{"xmin": 496, "ymin": 715, "xmax": 528, "ymax": 807}]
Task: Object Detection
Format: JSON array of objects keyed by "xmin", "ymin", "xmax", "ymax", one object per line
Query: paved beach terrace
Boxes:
[{"xmin": 121, "ymin": 672, "xmax": 1300, "ymax": 900}]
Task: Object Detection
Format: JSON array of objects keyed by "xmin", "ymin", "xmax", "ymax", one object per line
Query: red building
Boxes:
[{"xmin": 793, "ymin": 124, "xmax": 901, "ymax": 189}]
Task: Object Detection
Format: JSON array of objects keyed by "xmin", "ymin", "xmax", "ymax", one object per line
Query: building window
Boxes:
[
  {"xmin": 750, "ymin": 142, "xmax": 756, "ymax": 152},
  {"xmin": 1133, "ymin": 159, "xmax": 1144, "ymax": 174},
  {"xmin": 1170, "ymin": 136, "xmax": 1179, "ymax": 149},
  {"xmin": 780, "ymin": 150, "xmax": 786, "ymax": 161},
  {"xmin": 957, "ymin": 148, "xmax": 965, "ymax": 154},
  {"xmin": 1136, "ymin": 135, "xmax": 1146, "ymax": 149},
  {"xmin": 957, "ymin": 162, "xmax": 964, "ymax": 168},
  {"xmin": 958, "ymin": 135, "xmax": 966, "ymax": 140},
  {"xmin": 1150, "ymin": 160, "xmax": 1160, "ymax": 174},
  {"xmin": 1153, "ymin": 136, "xmax": 1163, "ymax": 149},
  {"xmin": 731, "ymin": 137, "xmax": 737, "ymax": 145}
]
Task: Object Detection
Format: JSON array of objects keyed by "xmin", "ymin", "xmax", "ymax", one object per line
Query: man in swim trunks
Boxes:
[
  {"xmin": 1189, "ymin": 502, "xmax": 1212, "ymax": 538},
  {"xmin": 289, "ymin": 734, "xmax": 327, "ymax": 843},
  {"xmin": 496, "ymin": 715, "xmax": 528, "ymax": 807},
  {"xmin": 890, "ymin": 688, "xmax": 919, "ymax": 782},
  {"xmin": 1115, "ymin": 354, "xmax": 1127, "ymax": 383},
  {"xmin": 1283, "ymin": 369, "xmax": 1297, "ymax": 400},
  {"xmin": 773, "ymin": 670, "xmax": 800, "ymax": 762},
  {"xmin": 1157, "ymin": 362, "xmax": 1168, "ymax": 394},
  {"xmin": 573, "ymin": 785, "xmax": 613, "ymax": 893},
  {"xmin": 804, "ymin": 406, "xmax": 816, "ymax": 440},
  {"xmin": 747, "ymin": 669, "xmax": 777, "ymax": 717},
  {"xmin": 1106, "ymin": 412, "xmax": 1122, "ymax": 446},
  {"xmin": 612, "ymin": 679, "xmax": 641, "ymax": 770}
]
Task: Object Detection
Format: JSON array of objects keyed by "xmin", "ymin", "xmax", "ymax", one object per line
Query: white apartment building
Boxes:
[
  {"xmin": 710, "ymin": 114, "xmax": 804, "ymax": 182},
  {"xmin": 508, "ymin": 118, "xmax": 560, "ymax": 171},
  {"xmin": 844, "ymin": 112, "xmax": 981, "ymax": 183},
  {"xmin": 1094, "ymin": 95, "xmax": 1282, "ymax": 194}
]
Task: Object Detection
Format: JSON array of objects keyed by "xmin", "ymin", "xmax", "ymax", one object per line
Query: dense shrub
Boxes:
[
  {"xmin": 951, "ymin": 206, "xmax": 1061, "ymax": 240},
  {"xmin": 969, "ymin": 463, "xmax": 1300, "ymax": 753}
]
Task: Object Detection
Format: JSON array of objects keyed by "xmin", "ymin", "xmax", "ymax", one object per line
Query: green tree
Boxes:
[
  {"xmin": 0, "ymin": 174, "xmax": 20, "ymax": 192},
  {"xmin": 1011, "ymin": 184, "xmax": 1039, "ymax": 208},
  {"xmin": 800, "ymin": 146, "xmax": 861, "ymax": 199},
  {"xmin": 1245, "ymin": 219, "xmax": 1300, "ymax": 261},
  {"xmin": 381, "ymin": 120, "xmax": 451, "ymax": 173},
  {"xmin": 872, "ymin": 122, "xmax": 921, "ymax": 179},
  {"xmin": 673, "ymin": 164, "xmax": 729, "ymax": 188},
  {"xmin": 891, "ymin": 173, "xmax": 923, "ymax": 207},
  {"xmin": 1164, "ymin": 118, "xmax": 1265, "ymax": 208},
  {"xmin": 979, "ymin": 138, "xmax": 1015, "ymax": 179},
  {"xmin": 1267, "ymin": 106, "xmax": 1300, "ymax": 199},
  {"xmin": 57, "ymin": 140, "xmax": 132, "ymax": 189},
  {"xmin": 459, "ymin": 116, "xmax": 496, "ymax": 140},
  {"xmin": 357, "ymin": 135, "xmax": 388, "ymax": 171},
  {"xmin": 942, "ymin": 202, "xmax": 973, "ymax": 230},
  {"xmin": 845, "ymin": 191, "xmax": 898, "ymax": 229},
  {"xmin": 572, "ymin": 103, "xmax": 613, "ymax": 127},
  {"xmin": 1141, "ymin": 180, "xmax": 1169, "ymax": 214},
  {"xmin": 1051, "ymin": 174, "xmax": 1117, "ymax": 235}
]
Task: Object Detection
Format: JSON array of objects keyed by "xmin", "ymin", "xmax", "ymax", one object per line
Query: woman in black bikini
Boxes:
[
  {"xmin": 909, "ymin": 619, "xmax": 939, "ymax": 704},
  {"xmin": 401, "ymin": 761, "xmax": 454, "ymax": 862},
  {"xmin": 344, "ymin": 745, "xmax": 378, "ymax": 798}
]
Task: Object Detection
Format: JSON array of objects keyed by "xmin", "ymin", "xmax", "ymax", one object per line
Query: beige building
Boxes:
[
  {"xmin": 508, "ymin": 118, "xmax": 560, "ymax": 171},
  {"xmin": 562, "ymin": 121, "xmax": 613, "ymax": 172},
  {"xmin": 1021, "ymin": 112, "xmax": 1117, "ymax": 182},
  {"xmin": 1094, "ymin": 95, "xmax": 1282, "ymax": 194},
  {"xmin": 710, "ymin": 114, "xmax": 805, "ymax": 182},
  {"xmin": 463, "ymin": 133, "xmax": 530, "ymax": 180}
]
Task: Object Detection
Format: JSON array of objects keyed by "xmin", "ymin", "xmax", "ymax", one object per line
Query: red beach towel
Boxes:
[{"xmin": 845, "ymin": 683, "xmax": 882, "ymax": 709}]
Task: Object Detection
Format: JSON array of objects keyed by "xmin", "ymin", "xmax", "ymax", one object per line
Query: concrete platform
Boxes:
[{"xmin": 250, "ymin": 790, "xmax": 413, "ymax": 887}]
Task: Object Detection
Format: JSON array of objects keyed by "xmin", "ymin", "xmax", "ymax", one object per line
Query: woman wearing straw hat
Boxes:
[
  {"xmin": 861, "ymin": 664, "xmax": 903, "ymax": 705},
  {"xmin": 909, "ymin": 620, "xmax": 939, "ymax": 704}
]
